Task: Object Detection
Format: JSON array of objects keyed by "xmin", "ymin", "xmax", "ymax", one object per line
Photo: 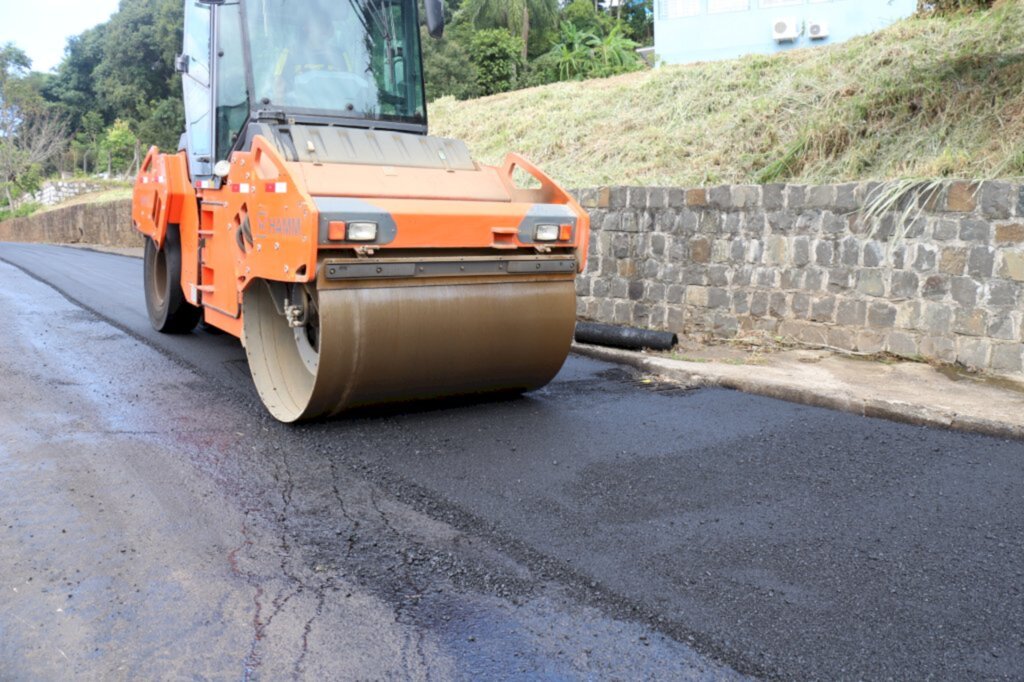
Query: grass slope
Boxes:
[{"xmin": 430, "ymin": 1, "xmax": 1024, "ymax": 188}]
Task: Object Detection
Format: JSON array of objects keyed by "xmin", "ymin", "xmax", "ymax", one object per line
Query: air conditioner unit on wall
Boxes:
[
  {"xmin": 808, "ymin": 21, "xmax": 829, "ymax": 40},
  {"xmin": 772, "ymin": 17, "xmax": 800, "ymax": 42}
]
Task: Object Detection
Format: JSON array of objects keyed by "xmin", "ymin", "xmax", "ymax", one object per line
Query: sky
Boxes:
[{"xmin": 0, "ymin": 0, "xmax": 120, "ymax": 73}]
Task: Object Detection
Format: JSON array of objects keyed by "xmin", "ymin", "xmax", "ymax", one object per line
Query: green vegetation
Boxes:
[{"xmin": 431, "ymin": 0, "xmax": 1024, "ymax": 188}]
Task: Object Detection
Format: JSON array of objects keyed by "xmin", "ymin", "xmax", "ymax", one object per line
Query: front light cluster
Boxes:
[{"xmin": 534, "ymin": 224, "xmax": 573, "ymax": 242}]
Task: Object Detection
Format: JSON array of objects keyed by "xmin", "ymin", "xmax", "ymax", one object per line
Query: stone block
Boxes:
[
  {"xmin": 712, "ymin": 312, "xmax": 740, "ymax": 338},
  {"xmin": 666, "ymin": 284, "xmax": 685, "ymax": 303},
  {"xmin": 686, "ymin": 286, "xmax": 709, "ymax": 307},
  {"xmin": 921, "ymin": 303, "xmax": 953, "ymax": 335},
  {"xmin": 604, "ymin": 212, "xmax": 623, "ymax": 233},
  {"xmin": 856, "ymin": 269, "xmax": 886, "ymax": 297},
  {"xmin": 890, "ymin": 271, "xmax": 920, "ymax": 299},
  {"xmin": 617, "ymin": 259, "xmax": 637, "ymax": 278},
  {"xmin": 987, "ymin": 279, "xmax": 1019, "ymax": 307},
  {"xmin": 959, "ymin": 218, "xmax": 991, "ymax": 243},
  {"xmin": 991, "ymin": 344, "xmax": 1024, "ymax": 373},
  {"xmin": 863, "ymin": 241, "xmax": 886, "ymax": 267},
  {"xmin": 956, "ymin": 337, "xmax": 992, "ymax": 370},
  {"xmin": 786, "ymin": 185, "xmax": 807, "ymax": 209},
  {"xmin": 939, "ymin": 247, "xmax": 968, "ymax": 276},
  {"xmin": 763, "ymin": 184, "xmax": 785, "ymax": 210},
  {"xmin": 730, "ymin": 238, "xmax": 746, "ymax": 261},
  {"xmin": 748, "ymin": 291, "xmax": 769, "ymax": 317},
  {"xmin": 766, "ymin": 210, "xmax": 795, "ymax": 234},
  {"xmin": 836, "ymin": 299, "xmax": 867, "ymax": 326},
  {"xmin": 650, "ymin": 233, "xmax": 667, "ymax": 257},
  {"xmin": 896, "ymin": 301, "xmax": 922, "ymax": 329},
  {"xmin": 766, "ymin": 235, "xmax": 789, "ymax": 266},
  {"xmin": 746, "ymin": 239, "xmax": 764, "ymax": 264},
  {"xmin": 921, "ymin": 274, "xmax": 949, "ymax": 300},
  {"xmin": 690, "ymin": 237, "xmax": 711, "ymax": 264},
  {"xmin": 614, "ymin": 301, "xmax": 633, "ymax": 325},
  {"xmin": 794, "ymin": 212, "xmax": 818, "ymax": 234},
  {"xmin": 791, "ymin": 292, "xmax": 811, "ymax": 319},
  {"xmin": 770, "ymin": 292, "xmax": 788, "ymax": 318},
  {"xmin": 576, "ymin": 298, "xmax": 588, "ymax": 317},
  {"xmin": 733, "ymin": 185, "xmax": 761, "ymax": 208},
  {"xmin": 779, "ymin": 320, "xmax": 829, "ymax": 346},
  {"xmin": 575, "ymin": 278, "xmax": 591, "ymax": 297},
  {"xmin": 805, "ymin": 268, "xmax": 826, "ymax": 291},
  {"xmin": 839, "ymin": 236, "xmax": 860, "ymax": 266},
  {"xmin": 676, "ymin": 210, "xmax": 699, "ymax": 235},
  {"xmin": 835, "ymin": 183, "xmax": 860, "ymax": 212},
  {"xmin": 708, "ymin": 186, "xmax": 732, "ymax": 209},
  {"xmin": 945, "ymin": 181, "xmax": 978, "ymax": 213},
  {"xmin": 708, "ymin": 288, "xmax": 731, "ymax": 309},
  {"xmin": 596, "ymin": 187, "xmax": 612, "ymax": 208},
  {"xmin": 810, "ymin": 296, "xmax": 837, "ymax": 323},
  {"xmin": 733, "ymin": 291, "xmax": 750, "ymax": 314},
  {"xmin": 1000, "ymin": 250, "xmax": 1024, "ymax": 282},
  {"xmin": 668, "ymin": 188, "xmax": 686, "ymax": 208},
  {"xmin": 708, "ymin": 265, "xmax": 731, "ymax": 287},
  {"xmin": 792, "ymin": 236, "xmax": 811, "ymax": 266},
  {"xmin": 931, "ymin": 218, "xmax": 960, "ymax": 241},
  {"xmin": 954, "ymin": 309, "xmax": 989, "ymax": 337},
  {"xmin": 855, "ymin": 331, "xmax": 887, "ymax": 355},
  {"xmin": 610, "ymin": 277, "xmax": 629, "ymax": 298},
  {"xmin": 598, "ymin": 298, "xmax": 616, "ymax": 321},
  {"xmin": 892, "ymin": 245, "xmax": 907, "ymax": 270},
  {"xmin": 950, "ymin": 277, "xmax": 980, "ymax": 307},
  {"xmin": 967, "ymin": 246, "xmax": 996, "ymax": 279},
  {"xmin": 628, "ymin": 280, "xmax": 645, "ymax": 301},
  {"xmin": 609, "ymin": 186, "xmax": 629, "ymax": 208},
  {"xmin": 828, "ymin": 327, "xmax": 858, "ymax": 352},
  {"xmin": 887, "ymin": 331, "xmax": 920, "ymax": 358},
  {"xmin": 647, "ymin": 188, "xmax": 668, "ymax": 209},
  {"xmin": 755, "ymin": 268, "xmax": 779, "ymax": 287},
  {"xmin": 712, "ymin": 239, "xmax": 732, "ymax": 263},
  {"xmin": 807, "ymin": 185, "xmax": 835, "ymax": 208},
  {"xmin": 627, "ymin": 188, "xmax": 648, "ymax": 208},
  {"xmin": 821, "ymin": 211, "xmax": 847, "ymax": 235},
  {"xmin": 904, "ymin": 217, "xmax": 928, "ymax": 239},
  {"xmin": 868, "ymin": 302, "xmax": 898, "ymax": 329},
  {"xmin": 920, "ymin": 336, "xmax": 957, "ymax": 363},
  {"xmin": 667, "ymin": 306, "xmax": 686, "ymax": 331},
  {"xmin": 685, "ymin": 188, "xmax": 707, "ymax": 207},
  {"xmin": 721, "ymin": 213, "xmax": 743, "ymax": 235},
  {"xmin": 987, "ymin": 312, "xmax": 1019, "ymax": 341},
  {"xmin": 592, "ymin": 278, "xmax": 610, "ymax": 298},
  {"xmin": 979, "ymin": 181, "xmax": 1014, "ymax": 219},
  {"xmin": 995, "ymin": 223, "xmax": 1024, "ymax": 244},
  {"xmin": 912, "ymin": 245, "xmax": 937, "ymax": 272},
  {"xmin": 826, "ymin": 268, "xmax": 854, "ymax": 292},
  {"xmin": 815, "ymin": 240, "xmax": 835, "ymax": 267}
]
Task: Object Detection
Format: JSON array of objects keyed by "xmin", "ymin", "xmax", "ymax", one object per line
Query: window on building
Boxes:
[
  {"xmin": 708, "ymin": 0, "xmax": 750, "ymax": 14},
  {"xmin": 760, "ymin": 0, "xmax": 803, "ymax": 7},
  {"xmin": 658, "ymin": 0, "xmax": 702, "ymax": 19}
]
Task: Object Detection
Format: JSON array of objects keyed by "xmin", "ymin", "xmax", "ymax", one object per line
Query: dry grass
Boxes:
[{"xmin": 429, "ymin": 1, "xmax": 1024, "ymax": 187}]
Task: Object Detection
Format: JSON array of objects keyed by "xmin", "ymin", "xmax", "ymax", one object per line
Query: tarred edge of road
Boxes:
[{"xmin": 571, "ymin": 343, "xmax": 1024, "ymax": 442}]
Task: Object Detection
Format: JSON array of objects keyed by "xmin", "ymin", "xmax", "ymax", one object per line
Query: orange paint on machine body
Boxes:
[{"xmin": 133, "ymin": 137, "xmax": 590, "ymax": 341}]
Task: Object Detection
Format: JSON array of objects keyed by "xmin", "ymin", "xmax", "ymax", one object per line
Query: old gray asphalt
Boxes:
[{"xmin": 1, "ymin": 243, "xmax": 1022, "ymax": 680}]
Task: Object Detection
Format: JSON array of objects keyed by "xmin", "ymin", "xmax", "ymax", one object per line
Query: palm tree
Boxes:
[{"xmin": 460, "ymin": 0, "xmax": 559, "ymax": 61}]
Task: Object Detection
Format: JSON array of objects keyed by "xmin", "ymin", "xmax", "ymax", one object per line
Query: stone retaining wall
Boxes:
[
  {"xmin": 573, "ymin": 182, "xmax": 1024, "ymax": 374},
  {"xmin": 0, "ymin": 199, "xmax": 137, "ymax": 248},
  {"xmin": 30, "ymin": 181, "xmax": 107, "ymax": 206}
]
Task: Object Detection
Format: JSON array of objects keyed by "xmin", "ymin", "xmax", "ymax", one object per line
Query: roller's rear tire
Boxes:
[{"xmin": 144, "ymin": 224, "xmax": 201, "ymax": 334}]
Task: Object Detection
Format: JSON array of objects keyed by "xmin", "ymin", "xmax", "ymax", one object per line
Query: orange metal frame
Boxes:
[{"xmin": 132, "ymin": 135, "xmax": 590, "ymax": 340}]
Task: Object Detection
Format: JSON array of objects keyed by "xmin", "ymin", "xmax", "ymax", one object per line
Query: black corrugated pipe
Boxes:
[{"xmin": 574, "ymin": 322, "xmax": 678, "ymax": 352}]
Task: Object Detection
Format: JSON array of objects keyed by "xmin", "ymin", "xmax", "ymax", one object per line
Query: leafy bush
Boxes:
[
  {"xmin": 0, "ymin": 201, "xmax": 41, "ymax": 222},
  {"xmin": 469, "ymin": 29, "xmax": 525, "ymax": 96},
  {"xmin": 917, "ymin": 0, "xmax": 995, "ymax": 15}
]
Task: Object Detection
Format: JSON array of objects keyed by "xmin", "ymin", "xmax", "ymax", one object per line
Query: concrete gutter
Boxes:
[{"xmin": 573, "ymin": 343, "xmax": 1024, "ymax": 441}]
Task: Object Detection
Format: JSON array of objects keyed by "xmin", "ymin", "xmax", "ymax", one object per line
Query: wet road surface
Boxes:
[{"xmin": 1, "ymin": 243, "xmax": 1022, "ymax": 680}]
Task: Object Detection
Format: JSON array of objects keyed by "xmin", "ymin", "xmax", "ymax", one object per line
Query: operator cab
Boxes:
[{"xmin": 177, "ymin": 0, "xmax": 444, "ymax": 182}]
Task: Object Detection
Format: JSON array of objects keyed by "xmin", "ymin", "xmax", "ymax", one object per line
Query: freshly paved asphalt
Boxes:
[{"xmin": 1, "ymin": 242, "xmax": 1022, "ymax": 680}]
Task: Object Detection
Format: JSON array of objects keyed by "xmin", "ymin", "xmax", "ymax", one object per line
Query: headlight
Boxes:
[
  {"xmin": 347, "ymin": 221, "xmax": 378, "ymax": 242},
  {"xmin": 534, "ymin": 224, "xmax": 559, "ymax": 242}
]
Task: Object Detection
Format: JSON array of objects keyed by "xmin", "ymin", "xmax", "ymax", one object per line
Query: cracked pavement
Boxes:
[{"xmin": 0, "ymin": 243, "xmax": 1022, "ymax": 680}]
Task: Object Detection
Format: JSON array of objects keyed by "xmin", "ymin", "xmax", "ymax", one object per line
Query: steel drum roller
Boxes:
[{"xmin": 243, "ymin": 278, "xmax": 577, "ymax": 423}]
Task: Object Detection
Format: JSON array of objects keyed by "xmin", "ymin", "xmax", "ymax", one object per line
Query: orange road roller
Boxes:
[{"xmin": 131, "ymin": 0, "xmax": 589, "ymax": 422}]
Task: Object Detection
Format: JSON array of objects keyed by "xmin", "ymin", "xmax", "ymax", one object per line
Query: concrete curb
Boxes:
[{"xmin": 572, "ymin": 343, "xmax": 1024, "ymax": 442}]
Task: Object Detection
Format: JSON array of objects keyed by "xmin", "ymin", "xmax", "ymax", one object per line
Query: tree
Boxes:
[
  {"xmin": 460, "ymin": 0, "xmax": 559, "ymax": 60},
  {"xmin": 0, "ymin": 46, "xmax": 67, "ymax": 206},
  {"xmin": 470, "ymin": 29, "xmax": 525, "ymax": 96}
]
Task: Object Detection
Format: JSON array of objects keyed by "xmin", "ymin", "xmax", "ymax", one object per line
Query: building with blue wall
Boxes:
[{"xmin": 653, "ymin": 0, "xmax": 917, "ymax": 66}]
